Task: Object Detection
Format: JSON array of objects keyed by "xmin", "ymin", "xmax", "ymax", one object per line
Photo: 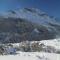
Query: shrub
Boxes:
[
  {"xmin": 31, "ymin": 42, "xmax": 42, "ymax": 52},
  {"xmin": 0, "ymin": 45, "xmax": 4, "ymax": 55}
]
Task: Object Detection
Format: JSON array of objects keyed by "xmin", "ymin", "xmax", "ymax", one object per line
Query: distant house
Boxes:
[{"xmin": 5, "ymin": 46, "xmax": 16, "ymax": 54}]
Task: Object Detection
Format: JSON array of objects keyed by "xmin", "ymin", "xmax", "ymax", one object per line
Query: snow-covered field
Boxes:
[
  {"xmin": 0, "ymin": 52, "xmax": 60, "ymax": 60},
  {"xmin": 0, "ymin": 38, "xmax": 60, "ymax": 60}
]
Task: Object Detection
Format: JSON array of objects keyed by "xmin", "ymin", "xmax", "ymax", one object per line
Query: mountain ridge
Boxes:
[{"xmin": 0, "ymin": 8, "xmax": 60, "ymax": 43}]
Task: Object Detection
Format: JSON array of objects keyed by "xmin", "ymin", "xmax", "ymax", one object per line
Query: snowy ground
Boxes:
[
  {"xmin": 0, "ymin": 38, "xmax": 60, "ymax": 60},
  {"xmin": 40, "ymin": 38, "xmax": 60, "ymax": 50},
  {"xmin": 0, "ymin": 52, "xmax": 60, "ymax": 60}
]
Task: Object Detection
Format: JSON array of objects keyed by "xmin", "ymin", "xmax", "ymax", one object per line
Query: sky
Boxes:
[{"xmin": 0, "ymin": 0, "xmax": 60, "ymax": 18}]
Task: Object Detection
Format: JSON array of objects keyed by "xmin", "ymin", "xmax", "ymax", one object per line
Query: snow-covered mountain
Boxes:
[{"xmin": 0, "ymin": 8, "xmax": 60, "ymax": 43}]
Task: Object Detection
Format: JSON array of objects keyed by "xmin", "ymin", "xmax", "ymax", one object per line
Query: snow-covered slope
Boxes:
[
  {"xmin": 12, "ymin": 38, "xmax": 60, "ymax": 52},
  {"xmin": 0, "ymin": 38, "xmax": 60, "ymax": 60},
  {"xmin": 12, "ymin": 38, "xmax": 60, "ymax": 60}
]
